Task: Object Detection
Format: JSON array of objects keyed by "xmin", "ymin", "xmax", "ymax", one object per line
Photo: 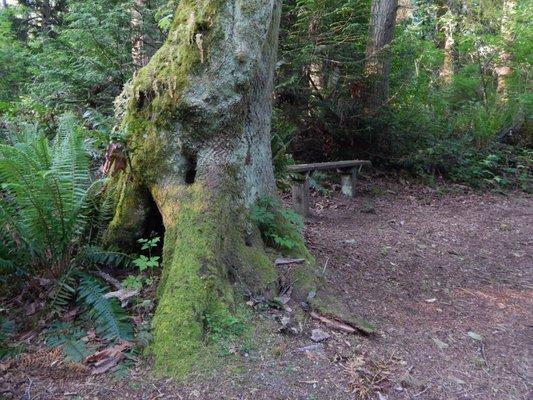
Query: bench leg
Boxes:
[
  {"xmin": 340, "ymin": 168, "xmax": 357, "ymax": 197},
  {"xmin": 291, "ymin": 177, "xmax": 310, "ymax": 216}
]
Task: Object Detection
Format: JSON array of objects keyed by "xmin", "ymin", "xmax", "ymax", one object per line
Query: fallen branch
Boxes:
[
  {"xmin": 104, "ymin": 288, "xmax": 139, "ymax": 304},
  {"xmin": 275, "ymin": 258, "xmax": 305, "ymax": 266},
  {"xmin": 309, "ymin": 311, "xmax": 356, "ymax": 333},
  {"xmin": 95, "ymin": 269, "xmax": 122, "ymax": 290}
]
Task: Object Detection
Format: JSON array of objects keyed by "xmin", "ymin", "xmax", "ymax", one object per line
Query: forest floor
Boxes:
[{"xmin": 2, "ymin": 176, "xmax": 532, "ymax": 400}]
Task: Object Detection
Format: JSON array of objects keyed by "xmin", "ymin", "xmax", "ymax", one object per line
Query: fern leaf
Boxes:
[{"xmin": 77, "ymin": 273, "xmax": 133, "ymax": 342}]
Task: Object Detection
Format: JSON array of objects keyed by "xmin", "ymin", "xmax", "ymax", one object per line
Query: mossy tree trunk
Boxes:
[
  {"xmin": 108, "ymin": 0, "xmax": 292, "ymax": 376},
  {"xmin": 107, "ymin": 0, "xmax": 372, "ymax": 377}
]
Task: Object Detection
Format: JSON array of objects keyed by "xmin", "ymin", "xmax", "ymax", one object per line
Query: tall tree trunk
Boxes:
[
  {"xmin": 439, "ymin": 9, "xmax": 455, "ymax": 85},
  {"xmin": 107, "ymin": 0, "xmax": 372, "ymax": 376},
  {"xmin": 106, "ymin": 0, "xmax": 334, "ymax": 376},
  {"xmin": 364, "ymin": 0, "xmax": 398, "ymax": 111},
  {"xmin": 396, "ymin": 0, "xmax": 413, "ymax": 23},
  {"xmin": 495, "ymin": 0, "xmax": 516, "ymax": 102},
  {"xmin": 131, "ymin": 0, "xmax": 149, "ymax": 69}
]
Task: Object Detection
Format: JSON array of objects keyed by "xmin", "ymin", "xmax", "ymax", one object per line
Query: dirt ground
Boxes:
[{"xmin": 2, "ymin": 177, "xmax": 532, "ymax": 400}]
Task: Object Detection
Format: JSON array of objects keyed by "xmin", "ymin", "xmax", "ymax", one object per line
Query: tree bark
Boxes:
[
  {"xmin": 439, "ymin": 9, "xmax": 455, "ymax": 85},
  {"xmin": 107, "ymin": 0, "xmax": 318, "ymax": 376},
  {"xmin": 396, "ymin": 0, "xmax": 413, "ymax": 23},
  {"xmin": 495, "ymin": 0, "xmax": 516, "ymax": 102},
  {"xmin": 131, "ymin": 0, "xmax": 151, "ymax": 70},
  {"xmin": 364, "ymin": 0, "xmax": 398, "ymax": 111},
  {"xmin": 107, "ymin": 0, "xmax": 373, "ymax": 376}
]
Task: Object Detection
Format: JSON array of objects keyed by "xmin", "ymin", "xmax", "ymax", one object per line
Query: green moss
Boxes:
[
  {"xmin": 150, "ymin": 184, "xmax": 228, "ymax": 375},
  {"xmin": 235, "ymin": 236, "xmax": 278, "ymax": 296},
  {"xmin": 103, "ymin": 171, "xmax": 149, "ymax": 248},
  {"xmin": 120, "ymin": 0, "xmax": 226, "ymax": 186},
  {"xmin": 150, "ymin": 182, "xmax": 278, "ymax": 377}
]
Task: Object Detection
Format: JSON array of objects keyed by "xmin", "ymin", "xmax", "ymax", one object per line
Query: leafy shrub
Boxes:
[{"xmin": 410, "ymin": 140, "xmax": 532, "ymax": 190}]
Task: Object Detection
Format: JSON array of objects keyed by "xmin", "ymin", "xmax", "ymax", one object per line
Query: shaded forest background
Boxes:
[{"xmin": 0, "ymin": 0, "xmax": 531, "ymax": 190}]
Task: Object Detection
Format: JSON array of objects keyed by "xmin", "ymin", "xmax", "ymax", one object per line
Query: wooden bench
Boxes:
[{"xmin": 287, "ymin": 160, "xmax": 371, "ymax": 216}]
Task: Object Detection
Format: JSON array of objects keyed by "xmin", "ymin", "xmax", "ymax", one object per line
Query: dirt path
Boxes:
[{"xmin": 2, "ymin": 178, "xmax": 532, "ymax": 399}]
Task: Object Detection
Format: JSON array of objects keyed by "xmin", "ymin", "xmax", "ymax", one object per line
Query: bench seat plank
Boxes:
[{"xmin": 287, "ymin": 159, "xmax": 371, "ymax": 173}]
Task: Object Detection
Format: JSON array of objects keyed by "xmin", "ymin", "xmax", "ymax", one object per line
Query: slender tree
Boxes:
[
  {"xmin": 131, "ymin": 0, "xmax": 151, "ymax": 70},
  {"xmin": 439, "ymin": 8, "xmax": 455, "ymax": 85},
  {"xmin": 364, "ymin": 0, "xmax": 398, "ymax": 111},
  {"xmin": 495, "ymin": 0, "xmax": 516, "ymax": 102}
]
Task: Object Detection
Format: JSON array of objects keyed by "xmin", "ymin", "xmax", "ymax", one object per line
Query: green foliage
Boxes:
[
  {"xmin": 77, "ymin": 272, "xmax": 133, "ymax": 342},
  {"xmin": 132, "ymin": 255, "xmax": 161, "ymax": 271},
  {"xmin": 0, "ymin": 114, "xmax": 98, "ymax": 278},
  {"xmin": 45, "ymin": 322, "xmax": 91, "ymax": 363},
  {"xmin": 0, "ymin": 315, "xmax": 22, "ymax": 360},
  {"xmin": 47, "ymin": 266, "xmax": 78, "ymax": 316},
  {"xmin": 134, "ymin": 237, "xmax": 161, "ymax": 271},
  {"xmin": 308, "ymin": 171, "xmax": 332, "ymax": 195},
  {"xmin": 0, "ymin": 8, "xmax": 30, "ymax": 104},
  {"xmin": 250, "ymin": 196, "xmax": 304, "ymax": 252},
  {"xmin": 202, "ymin": 311, "xmax": 245, "ymax": 339},
  {"xmin": 274, "ymin": 0, "xmax": 531, "ymax": 190},
  {"xmin": 123, "ymin": 236, "xmax": 161, "ymax": 290}
]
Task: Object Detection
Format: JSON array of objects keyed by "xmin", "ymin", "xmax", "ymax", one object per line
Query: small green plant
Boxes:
[
  {"xmin": 133, "ymin": 237, "xmax": 160, "ymax": 271},
  {"xmin": 123, "ymin": 237, "xmax": 161, "ymax": 290},
  {"xmin": 250, "ymin": 196, "xmax": 304, "ymax": 252},
  {"xmin": 308, "ymin": 171, "xmax": 332, "ymax": 195}
]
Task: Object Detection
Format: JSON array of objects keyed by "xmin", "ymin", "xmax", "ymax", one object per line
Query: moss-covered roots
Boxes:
[{"xmin": 148, "ymin": 183, "xmax": 281, "ymax": 375}]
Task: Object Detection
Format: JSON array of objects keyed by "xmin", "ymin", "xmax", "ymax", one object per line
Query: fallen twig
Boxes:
[
  {"xmin": 309, "ymin": 311, "xmax": 356, "ymax": 333},
  {"xmin": 95, "ymin": 269, "xmax": 122, "ymax": 290}
]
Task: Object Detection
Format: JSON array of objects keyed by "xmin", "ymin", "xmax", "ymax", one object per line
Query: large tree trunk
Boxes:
[
  {"xmin": 364, "ymin": 0, "xmax": 398, "ymax": 111},
  {"xmin": 106, "ymin": 0, "xmax": 373, "ymax": 376},
  {"xmin": 106, "ymin": 0, "xmax": 324, "ymax": 376}
]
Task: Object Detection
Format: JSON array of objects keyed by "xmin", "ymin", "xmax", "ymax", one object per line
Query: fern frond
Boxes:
[
  {"xmin": 0, "ymin": 116, "xmax": 95, "ymax": 277},
  {"xmin": 45, "ymin": 322, "xmax": 90, "ymax": 363},
  {"xmin": 77, "ymin": 273, "xmax": 133, "ymax": 342},
  {"xmin": 47, "ymin": 267, "xmax": 78, "ymax": 316},
  {"xmin": 77, "ymin": 246, "xmax": 132, "ymax": 268}
]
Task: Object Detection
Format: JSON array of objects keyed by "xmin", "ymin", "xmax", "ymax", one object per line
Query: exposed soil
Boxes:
[{"xmin": 2, "ymin": 177, "xmax": 532, "ymax": 400}]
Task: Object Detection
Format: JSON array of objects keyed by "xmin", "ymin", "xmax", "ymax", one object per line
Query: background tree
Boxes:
[
  {"xmin": 364, "ymin": 0, "xmax": 398, "ymax": 111},
  {"xmin": 495, "ymin": 0, "xmax": 516, "ymax": 101}
]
